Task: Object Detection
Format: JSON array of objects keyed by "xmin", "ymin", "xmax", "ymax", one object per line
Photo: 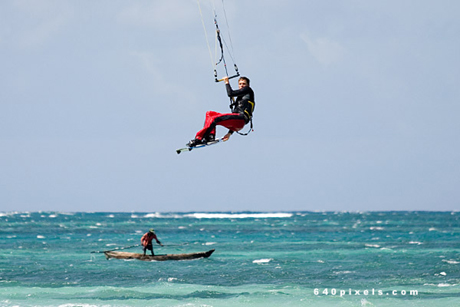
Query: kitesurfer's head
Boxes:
[
  {"xmin": 149, "ymin": 228, "xmax": 154, "ymax": 233},
  {"xmin": 238, "ymin": 76, "xmax": 250, "ymax": 89}
]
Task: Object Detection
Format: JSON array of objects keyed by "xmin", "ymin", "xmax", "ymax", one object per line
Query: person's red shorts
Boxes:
[{"xmin": 195, "ymin": 111, "xmax": 246, "ymax": 140}]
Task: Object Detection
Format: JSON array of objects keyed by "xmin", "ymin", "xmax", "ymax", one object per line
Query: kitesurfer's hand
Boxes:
[
  {"xmin": 223, "ymin": 76, "xmax": 229, "ymax": 84},
  {"xmin": 223, "ymin": 132, "xmax": 232, "ymax": 141}
]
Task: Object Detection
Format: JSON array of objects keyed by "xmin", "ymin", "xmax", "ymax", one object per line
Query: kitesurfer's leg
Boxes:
[
  {"xmin": 195, "ymin": 111, "xmax": 220, "ymax": 140},
  {"xmin": 203, "ymin": 111, "xmax": 219, "ymax": 136},
  {"xmin": 209, "ymin": 113, "xmax": 246, "ymax": 135},
  {"xmin": 188, "ymin": 111, "xmax": 221, "ymax": 147},
  {"xmin": 187, "ymin": 112, "xmax": 245, "ymax": 147},
  {"xmin": 199, "ymin": 113, "xmax": 245, "ymax": 139},
  {"xmin": 216, "ymin": 117, "xmax": 245, "ymax": 132}
]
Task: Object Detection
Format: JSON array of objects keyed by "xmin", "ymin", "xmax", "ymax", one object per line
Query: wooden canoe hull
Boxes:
[{"xmin": 104, "ymin": 249, "xmax": 215, "ymax": 261}]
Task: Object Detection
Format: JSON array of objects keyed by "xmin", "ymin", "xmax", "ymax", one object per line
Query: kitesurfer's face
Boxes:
[{"xmin": 238, "ymin": 79, "xmax": 248, "ymax": 89}]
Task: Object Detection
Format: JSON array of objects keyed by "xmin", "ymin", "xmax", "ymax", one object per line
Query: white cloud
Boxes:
[
  {"xmin": 130, "ymin": 51, "xmax": 166, "ymax": 84},
  {"xmin": 117, "ymin": 1, "xmax": 196, "ymax": 30},
  {"xmin": 20, "ymin": 14, "xmax": 69, "ymax": 49},
  {"xmin": 4, "ymin": 0, "xmax": 73, "ymax": 49},
  {"xmin": 300, "ymin": 33, "xmax": 345, "ymax": 66}
]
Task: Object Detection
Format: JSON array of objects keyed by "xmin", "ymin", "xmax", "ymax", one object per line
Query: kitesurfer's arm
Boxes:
[
  {"xmin": 226, "ymin": 83, "xmax": 251, "ymax": 98},
  {"xmin": 223, "ymin": 76, "xmax": 237, "ymax": 97},
  {"xmin": 224, "ymin": 76, "xmax": 252, "ymax": 98}
]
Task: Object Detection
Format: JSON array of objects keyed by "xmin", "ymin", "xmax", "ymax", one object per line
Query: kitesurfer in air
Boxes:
[
  {"xmin": 187, "ymin": 76, "xmax": 255, "ymax": 147},
  {"xmin": 141, "ymin": 229, "xmax": 163, "ymax": 256}
]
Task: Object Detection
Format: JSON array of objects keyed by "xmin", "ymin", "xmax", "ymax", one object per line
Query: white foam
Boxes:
[
  {"xmin": 361, "ymin": 298, "xmax": 374, "ymax": 306},
  {"xmin": 365, "ymin": 244, "xmax": 380, "ymax": 248},
  {"xmin": 136, "ymin": 212, "xmax": 294, "ymax": 219},
  {"xmin": 334, "ymin": 271, "xmax": 354, "ymax": 275},
  {"xmin": 144, "ymin": 213, "xmax": 163, "ymax": 218},
  {"xmin": 253, "ymin": 258, "xmax": 273, "ymax": 264},
  {"xmin": 187, "ymin": 212, "xmax": 293, "ymax": 219},
  {"xmin": 443, "ymin": 259, "xmax": 460, "ymax": 264},
  {"xmin": 58, "ymin": 304, "xmax": 109, "ymax": 307}
]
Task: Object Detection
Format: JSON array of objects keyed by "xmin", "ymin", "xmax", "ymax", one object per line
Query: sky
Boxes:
[{"xmin": 1, "ymin": 0, "xmax": 459, "ymax": 213}]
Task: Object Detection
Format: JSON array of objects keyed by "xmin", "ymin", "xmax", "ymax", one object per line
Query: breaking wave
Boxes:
[{"xmin": 143, "ymin": 212, "xmax": 293, "ymax": 219}]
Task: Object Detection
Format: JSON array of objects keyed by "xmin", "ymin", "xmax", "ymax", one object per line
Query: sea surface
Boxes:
[{"xmin": 1, "ymin": 211, "xmax": 459, "ymax": 307}]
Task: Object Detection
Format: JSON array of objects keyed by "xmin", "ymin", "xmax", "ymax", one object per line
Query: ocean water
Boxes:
[{"xmin": 1, "ymin": 211, "xmax": 459, "ymax": 307}]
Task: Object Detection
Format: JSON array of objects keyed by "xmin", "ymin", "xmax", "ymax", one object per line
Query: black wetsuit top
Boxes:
[{"xmin": 226, "ymin": 84, "xmax": 255, "ymax": 124}]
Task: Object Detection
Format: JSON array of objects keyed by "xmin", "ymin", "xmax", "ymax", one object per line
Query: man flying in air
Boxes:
[{"xmin": 186, "ymin": 76, "xmax": 255, "ymax": 147}]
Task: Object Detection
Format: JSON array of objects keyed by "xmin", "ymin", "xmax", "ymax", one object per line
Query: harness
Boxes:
[{"xmin": 230, "ymin": 99, "xmax": 254, "ymax": 136}]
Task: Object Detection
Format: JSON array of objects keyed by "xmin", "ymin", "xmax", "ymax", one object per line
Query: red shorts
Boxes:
[{"xmin": 195, "ymin": 111, "xmax": 246, "ymax": 140}]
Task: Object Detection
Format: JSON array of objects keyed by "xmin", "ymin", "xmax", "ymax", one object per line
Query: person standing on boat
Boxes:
[{"xmin": 141, "ymin": 229, "xmax": 163, "ymax": 256}]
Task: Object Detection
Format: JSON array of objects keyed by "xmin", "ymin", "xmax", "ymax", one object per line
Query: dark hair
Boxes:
[{"xmin": 239, "ymin": 76, "xmax": 250, "ymax": 86}]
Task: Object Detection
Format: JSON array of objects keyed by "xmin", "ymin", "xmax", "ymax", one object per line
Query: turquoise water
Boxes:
[{"xmin": 1, "ymin": 211, "xmax": 459, "ymax": 306}]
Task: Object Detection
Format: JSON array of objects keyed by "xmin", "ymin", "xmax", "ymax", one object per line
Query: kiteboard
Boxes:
[{"xmin": 176, "ymin": 138, "xmax": 226, "ymax": 154}]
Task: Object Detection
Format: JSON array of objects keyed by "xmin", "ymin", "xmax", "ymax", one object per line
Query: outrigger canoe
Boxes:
[{"xmin": 104, "ymin": 249, "xmax": 215, "ymax": 262}]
